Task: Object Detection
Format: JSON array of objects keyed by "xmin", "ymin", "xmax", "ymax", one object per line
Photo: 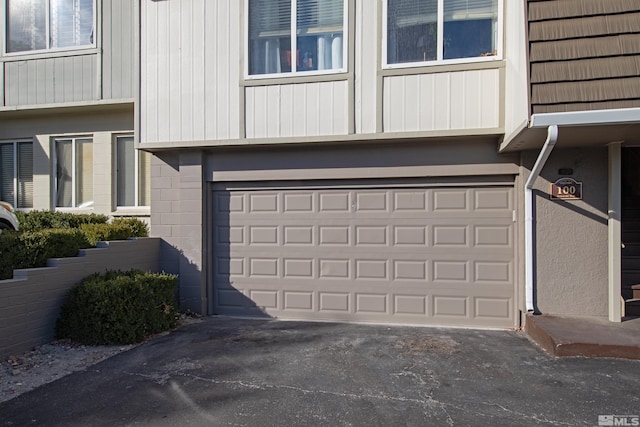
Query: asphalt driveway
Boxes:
[{"xmin": 0, "ymin": 317, "xmax": 638, "ymax": 426}]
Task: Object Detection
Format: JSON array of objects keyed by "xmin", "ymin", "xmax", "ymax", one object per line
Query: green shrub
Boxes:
[
  {"xmin": 80, "ymin": 218, "xmax": 148, "ymax": 246},
  {"xmin": 15, "ymin": 211, "xmax": 108, "ymax": 233},
  {"xmin": 112, "ymin": 217, "xmax": 149, "ymax": 238},
  {"xmin": 0, "ymin": 213, "xmax": 149, "ymax": 279},
  {"xmin": 55, "ymin": 270, "xmax": 178, "ymax": 345},
  {"xmin": 0, "ymin": 229, "xmax": 91, "ymax": 279}
]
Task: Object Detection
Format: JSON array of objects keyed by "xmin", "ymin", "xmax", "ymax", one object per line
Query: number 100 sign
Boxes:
[{"xmin": 550, "ymin": 177, "xmax": 582, "ymax": 200}]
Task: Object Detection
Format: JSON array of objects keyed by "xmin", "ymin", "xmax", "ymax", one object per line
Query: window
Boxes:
[
  {"xmin": 54, "ymin": 137, "xmax": 93, "ymax": 208},
  {"xmin": 386, "ymin": 0, "xmax": 500, "ymax": 67},
  {"xmin": 0, "ymin": 141, "xmax": 33, "ymax": 208},
  {"xmin": 6, "ymin": 0, "xmax": 95, "ymax": 54},
  {"xmin": 115, "ymin": 136, "xmax": 150, "ymax": 208},
  {"xmin": 247, "ymin": 0, "xmax": 346, "ymax": 76}
]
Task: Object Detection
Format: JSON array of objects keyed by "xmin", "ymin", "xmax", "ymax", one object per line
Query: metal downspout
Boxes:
[{"xmin": 525, "ymin": 125, "xmax": 559, "ymax": 312}]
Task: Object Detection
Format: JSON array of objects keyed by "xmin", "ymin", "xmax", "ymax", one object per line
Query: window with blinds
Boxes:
[
  {"xmin": 6, "ymin": 0, "xmax": 94, "ymax": 53},
  {"xmin": 386, "ymin": 0, "xmax": 499, "ymax": 66},
  {"xmin": 248, "ymin": 0, "xmax": 346, "ymax": 76},
  {"xmin": 0, "ymin": 141, "xmax": 33, "ymax": 209}
]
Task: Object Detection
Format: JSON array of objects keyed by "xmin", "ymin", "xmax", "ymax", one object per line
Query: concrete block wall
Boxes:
[
  {"xmin": 150, "ymin": 151, "xmax": 205, "ymax": 314},
  {"xmin": 0, "ymin": 238, "xmax": 161, "ymax": 358}
]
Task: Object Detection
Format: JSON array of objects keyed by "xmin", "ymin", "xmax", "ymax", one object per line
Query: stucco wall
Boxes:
[
  {"xmin": 523, "ymin": 147, "xmax": 609, "ymax": 317},
  {"xmin": 0, "ymin": 238, "xmax": 161, "ymax": 358}
]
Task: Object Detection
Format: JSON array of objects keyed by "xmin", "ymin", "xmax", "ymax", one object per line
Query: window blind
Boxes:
[
  {"xmin": 297, "ymin": 0, "xmax": 343, "ymax": 34},
  {"xmin": 17, "ymin": 142, "xmax": 33, "ymax": 208},
  {"xmin": 249, "ymin": 0, "xmax": 291, "ymax": 39},
  {"xmin": 0, "ymin": 144, "xmax": 15, "ymax": 204},
  {"xmin": 388, "ymin": 0, "xmax": 437, "ymax": 28},
  {"xmin": 50, "ymin": 0, "xmax": 94, "ymax": 48},
  {"xmin": 444, "ymin": 0, "xmax": 497, "ymax": 20}
]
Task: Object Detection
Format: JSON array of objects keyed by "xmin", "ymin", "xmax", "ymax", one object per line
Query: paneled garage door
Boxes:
[{"xmin": 211, "ymin": 182, "xmax": 516, "ymax": 328}]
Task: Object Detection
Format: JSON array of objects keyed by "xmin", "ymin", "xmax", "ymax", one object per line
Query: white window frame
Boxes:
[
  {"xmin": 114, "ymin": 134, "xmax": 149, "ymax": 209},
  {"xmin": 383, "ymin": 0, "xmax": 503, "ymax": 69},
  {"xmin": 0, "ymin": 139, "xmax": 33, "ymax": 209},
  {"xmin": 4, "ymin": 0, "xmax": 97, "ymax": 55},
  {"xmin": 53, "ymin": 136, "xmax": 93, "ymax": 209},
  {"xmin": 244, "ymin": 0, "xmax": 349, "ymax": 79}
]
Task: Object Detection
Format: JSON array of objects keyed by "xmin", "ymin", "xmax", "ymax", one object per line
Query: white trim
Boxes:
[
  {"xmin": 4, "ymin": 0, "xmax": 97, "ymax": 55},
  {"xmin": 382, "ymin": 0, "xmax": 504, "ymax": 69},
  {"xmin": 244, "ymin": 0, "xmax": 349, "ymax": 79},
  {"xmin": 530, "ymin": 108, "xmax": 640, "ymax": 128}
]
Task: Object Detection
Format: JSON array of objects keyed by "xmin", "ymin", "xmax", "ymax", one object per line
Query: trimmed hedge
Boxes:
[
  {"xmin": 0, "ymin": 212, "xmax": 149, "ymax": 280},
  {"xmin": 0, "ymin": 229, "xmax": 92, "ymax": 279},
  {"xmin": 80, "ymin": 218, "xmax": 149, "ymax": 246},
  {"xmin": 56, "ymin": 270, "xmax": 179, "ymax": 345},
  {"xmin": 15, "ymin": 211, "xmax": 108, "ymax": 232}
]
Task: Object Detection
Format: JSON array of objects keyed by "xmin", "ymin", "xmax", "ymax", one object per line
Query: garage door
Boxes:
[{"xmin": 211, "ymin": 182, "xmax": 516, "ymax": 328}]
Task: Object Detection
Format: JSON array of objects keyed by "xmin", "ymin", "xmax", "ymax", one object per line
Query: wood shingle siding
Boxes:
[
  {"xmin": 529, "ymin": 0, "xmax": 640, "ymax": 21},
  {"xmin": 528, "ymin": 0, "xmax": 640, "ymax": 113}
]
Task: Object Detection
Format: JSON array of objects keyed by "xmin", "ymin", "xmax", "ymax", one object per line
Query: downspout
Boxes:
[{"xmin": 525, "ymin": 125, "xmax": 558, "ymax": 312}]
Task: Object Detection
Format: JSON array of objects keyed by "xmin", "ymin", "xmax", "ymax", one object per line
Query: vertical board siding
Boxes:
[
  {"xmin": 245, "ymin": 81, "xmax": 350, "ymax": 138},
  {"xmin": 4, "ymin": 55, "xmax": 96, "ymax": 106},
  {"xmin": 528, "ymin": 0, "xmax": 640, "ymax": 113},
  {"xmin": 140, "ymin": 0, "xmax": 240, "ymax": 144},
  {"xmin": 102, "ymin": 0, "xmax": 135, "ymax": 100},
  {"xmin": 383, "ymin": 69, "xmax": 500, "ymax": 133},
  {"xmin": 354, "ymin": 0, "xmax": 378, "ymax": 134}
]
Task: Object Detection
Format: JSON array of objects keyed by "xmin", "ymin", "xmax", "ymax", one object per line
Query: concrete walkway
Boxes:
[
  {"xmin": 1, "ymin": 317, "xmax": 639, "ymax": 426},
  {"xmin": 525, "ymin": 314, "xmax": 640, "ymax": 359}
]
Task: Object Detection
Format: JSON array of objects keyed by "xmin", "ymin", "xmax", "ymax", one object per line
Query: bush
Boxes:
[
  {"xmin": 80, "ymin": 218, "xmax": 149, "ymax": 246},
  {"xmin": 0, "ymin": 213, "xmax": 149, "ymax": 280},
  {"xmin": 0, "ymin": 229, "xmax": 92, "ymax": 279},
  {"xmin": 16, "ymin": 211, "xmax": 108, "ymax": 233},
  {"xmin": 55, "ymin": 270, "xmax": 178, "ymax": 345}
]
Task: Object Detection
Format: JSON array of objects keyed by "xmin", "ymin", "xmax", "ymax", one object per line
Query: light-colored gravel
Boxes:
[
  {"xmin": 0, "ymin": 340, "xmax": 135, "ymax": 404},
  {"xmin": 0, "ymin": 315, "xmax": 202, "ymax": 404}
]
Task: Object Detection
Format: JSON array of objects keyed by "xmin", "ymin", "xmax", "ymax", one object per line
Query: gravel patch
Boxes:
[
  {"xmin": 0, "ymin": 340, "xmax": 135, "ymax": 403},
  {"xmin": 0, "ymin": 315, "xmax": 202, "ymax": 404}
]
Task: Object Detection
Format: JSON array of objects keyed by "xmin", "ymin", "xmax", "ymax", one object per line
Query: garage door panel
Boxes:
[{"xmin": 211, "ymin": 184, "xmax": 516, "ymax": 328}]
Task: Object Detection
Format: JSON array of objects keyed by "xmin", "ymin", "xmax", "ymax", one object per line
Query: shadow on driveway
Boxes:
[{"xmin": 1, "ymin": 317, "xmax": 638, "ymax": 426}]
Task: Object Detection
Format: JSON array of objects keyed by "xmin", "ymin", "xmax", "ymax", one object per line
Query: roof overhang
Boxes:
[{"xmin": 500, "ymin": 108, "xmax": 640, "ymax": 152}]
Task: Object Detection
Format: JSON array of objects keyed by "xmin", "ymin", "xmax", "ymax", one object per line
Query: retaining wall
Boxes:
[{"xmin": 0, "ymin": 238, "xmax": 161, "ymax": 358}]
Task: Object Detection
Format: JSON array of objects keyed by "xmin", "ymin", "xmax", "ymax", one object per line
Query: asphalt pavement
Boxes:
[{"xmin": 0, "ymin": 317, "xmax": 638, "ymax": 426}]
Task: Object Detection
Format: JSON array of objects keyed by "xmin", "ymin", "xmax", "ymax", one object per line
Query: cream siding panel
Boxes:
[
  {"xmin": 102, "ymin": 0, "xmax": 135, "ymax": 100},
  {"xmin": 168, "ymin": 0, "xmax": 181, "ymax": 142},
  {"xmin": 140, "ymin": 0, "xmax": 239, "ymax": 144},
  {"xmin": 354, "ymin": 0, "xmax": 378, "ymax": 134},
  {"xmin": 246, "ymin": 81, "xmax": 349, "ymax": 138},
  {"xmin": 503, "ymin": 0, "xmax": 529, "ymax": 137},
  {"xmin": 4, "ymin": 55, "xmax": 95, "ymax": 106},
  {"xmin": 191, "ymin": 0, "xmax": 206, "ymax": 142},
  {"xmin": 383, "ymin": 69, "xmax": 501, "ymax": 133}
]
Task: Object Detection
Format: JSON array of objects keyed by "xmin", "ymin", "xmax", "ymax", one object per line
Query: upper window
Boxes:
[
  {"xmin": 6, "ymin": 0, "xmax": 95, "ymax": 54},
  {"xmin": 385, "ymin": 0, "xmax": 500, "ymax": 67},
  {"xmin": 115, "ymin": 136, "xmax": 150, "ymax": 208},
  {"xmin": 0, "ymin": 141, "xmax": 33, "ymax": 209},
  {"xmin": 247, "ymin": 0, "xmax": 347, "ymax": 77},
  {"xmin": 54, "ymin": 136, "xmax": 93, "ymax": 208}
]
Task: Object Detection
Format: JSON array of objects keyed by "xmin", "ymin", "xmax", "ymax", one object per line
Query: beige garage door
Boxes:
[{"xmin": 211, "ymin": 182, "xmax": 516, "ymax": 328}]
